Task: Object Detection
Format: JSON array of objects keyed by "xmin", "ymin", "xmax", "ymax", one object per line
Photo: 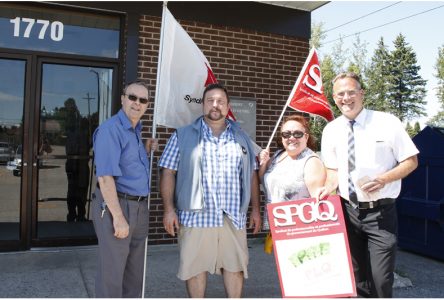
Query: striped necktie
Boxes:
[{"xmin": 348, "ymin": 120, "xmax": 358, "ymax": 207}]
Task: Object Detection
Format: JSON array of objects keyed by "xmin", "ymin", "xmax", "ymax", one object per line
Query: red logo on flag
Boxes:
[{"xmin": 205, "ymin": 63, "xmax": 217, "ymax": 86}]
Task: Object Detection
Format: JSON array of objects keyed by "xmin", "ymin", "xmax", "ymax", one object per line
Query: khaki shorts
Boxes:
[{"xmin": 177, "ymin": 216, "xmax": 249, "ymax": 281}]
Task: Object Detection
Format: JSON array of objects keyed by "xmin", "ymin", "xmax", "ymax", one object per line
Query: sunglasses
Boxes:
[
  {"xmin": 281, "ymin": 130, "xmax": 305, "ymax": 139},
  {"xmin": 125, "ymin": 94, "xmax": 149, "ymax": 104}
]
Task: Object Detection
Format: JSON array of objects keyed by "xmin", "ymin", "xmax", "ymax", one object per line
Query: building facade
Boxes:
[{"xmin": 0, "ymin": 1, "xmax": 324, "ymax": 251}]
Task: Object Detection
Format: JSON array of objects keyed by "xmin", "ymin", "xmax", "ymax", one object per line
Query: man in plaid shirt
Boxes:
[{"xmin": 159, "ymin": 83, "xmax": 261, "ymax": 298}]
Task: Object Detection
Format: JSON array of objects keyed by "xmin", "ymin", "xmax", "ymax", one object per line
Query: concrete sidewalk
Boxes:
[{"xmin": 0, "ymin": 239, "xmax": 443, "ymax": 298}]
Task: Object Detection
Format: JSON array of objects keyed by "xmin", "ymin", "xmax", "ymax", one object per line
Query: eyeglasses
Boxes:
[
  {"xmin": 281, "ymin": 130, "xmax": 305, "ymax": 139},
  {"xmin": 125, "ymin": 94, "xmax": 149, "ymax": 104},
  {"xmin": 334, "ymin": 89, "xmax": 360, "ymax": 99}
]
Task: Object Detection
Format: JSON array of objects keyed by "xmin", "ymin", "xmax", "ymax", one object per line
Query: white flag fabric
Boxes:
[{"xmin": 155, "ymin": 8, "xmax": 217, "ymax": 129}]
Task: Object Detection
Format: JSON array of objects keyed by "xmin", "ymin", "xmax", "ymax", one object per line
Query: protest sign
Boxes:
[{"xmin": 267, "ymin": 195, "xmax": 356, "ymax": 298}]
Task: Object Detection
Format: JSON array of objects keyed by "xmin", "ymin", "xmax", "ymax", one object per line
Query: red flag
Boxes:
[{"xmin": 287, "ymin": 49, "xmax": 334, "ymax": 122}]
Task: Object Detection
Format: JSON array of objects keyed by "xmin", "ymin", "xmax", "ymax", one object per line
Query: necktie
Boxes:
[{"xmin": 348, "ymin": 120, "xmax": 358, "ymax": 207}]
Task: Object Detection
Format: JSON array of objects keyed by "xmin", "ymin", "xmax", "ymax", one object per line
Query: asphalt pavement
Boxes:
[{"xmin": 0, "ymin": 238, "xmax": 443, "ymax": 298}]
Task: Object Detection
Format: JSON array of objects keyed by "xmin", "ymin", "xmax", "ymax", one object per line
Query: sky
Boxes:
[{"xmin": 312, "ymin": 1, "xmax": 444, "ymax": 127}]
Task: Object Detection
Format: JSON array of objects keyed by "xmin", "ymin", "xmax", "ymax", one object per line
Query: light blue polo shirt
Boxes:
[{"xmin": 93, "ymin": 109, "xmax": 150, "ymax": 196}]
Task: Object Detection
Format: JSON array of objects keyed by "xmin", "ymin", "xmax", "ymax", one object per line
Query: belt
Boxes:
[
  {"xmin": 116, "ymin": 192, "xmax": 148, "ymax": 202},
  {"xmin": 358, "ymin": 198, "xmax": 396, "ymax": 209},
  {"xmin": 96, "ymin": 182, "xmax": 147, "ymax": 202}
]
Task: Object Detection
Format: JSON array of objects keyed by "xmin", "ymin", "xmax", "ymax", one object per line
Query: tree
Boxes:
[
  {"xmin": 435, "ymin": 46, "xmax": 444, "ymax": 108},
  {"xmin": 428, "ymin": 45, "xmax": 444, "ymax": 126},
  {"xmin": 320, "ymin": 55, "xmax": 341, "ymax": 118},
  {"xmin": 427, "ymin": 112, "xmax": 444, "ymax": 127},
  {"xmin": 405, "ymin": 122, "xmax": 414, "ymax": 137},
  {"xmin": 414, "ymin": 121, "xmax": 421, "ymax": 134},
  {"xmin": 309, "ymin": 54, "xmax": 340, "ymax": 150},
  {"xmin": 310, "ymin": 22, "xmax": 326, "ymax": 50},
  {"xmin": 406, "ymin": 122, "xmax": 421, "ymax": 137},
  {"xmin": 309, "ymin": 117, "xmax": 327, "ymax": 151},
  {"xmin": 309, "ymin": 22, "xmax": 340, "ymax": 149},
  {"xmin": 331, "ymin": 37, "xmax": 349, "ymax": 72},
  {"xmin": 387, "ymin": 34, "xmax": 427, "ymax": 122},
  {"xmin": 348, "ymin": 35, "xmax": 369, "ymax": 77},
  {"xmin": 365, "ymin": 38, "xmax": 391, "ymax": 111}
]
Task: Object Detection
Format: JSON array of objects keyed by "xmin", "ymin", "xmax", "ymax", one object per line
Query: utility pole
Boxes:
[
  {"xmin": 89, "ymin": 69, "xmax": 100, "ymax": 121},
  {"xmin": 82, "ymin": 93, "xmax": 94, "ymax": 121},
  {"xmin": 82, "ymin": 92, "xmax": 94, "ymax": 143}
]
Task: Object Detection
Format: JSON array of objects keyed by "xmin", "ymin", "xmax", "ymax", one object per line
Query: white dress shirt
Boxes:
[{"xmin": 321, "ymin": 108, "xmax": 419, "ymax": 202}]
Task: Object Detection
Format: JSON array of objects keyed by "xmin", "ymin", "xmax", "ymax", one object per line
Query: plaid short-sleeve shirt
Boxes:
[{"xmin": 159, "ymin": 119, "xmax": 249, "ymax": 229}]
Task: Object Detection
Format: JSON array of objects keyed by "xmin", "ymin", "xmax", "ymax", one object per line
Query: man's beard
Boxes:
[{"xmin": 205, "ymin": 109, "xmax": 225, "ymax": 121}]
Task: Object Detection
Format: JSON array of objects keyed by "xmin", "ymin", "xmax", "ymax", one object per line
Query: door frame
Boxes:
[
  {"xmin": 31, "ymin": 56, "xmax": 119, "ymax": 248},
  {"xmin": 0, "ymin": 50, "xmax": 119, "ymax": 250},
  {"xmin": 0, "ymin": 52, "xmax": 33, "ymax": 251}
]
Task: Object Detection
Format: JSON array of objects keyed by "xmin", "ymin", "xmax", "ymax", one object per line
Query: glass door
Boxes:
[
  {"xmin": 0, "ymin": 53, "xmax": 116, "ymax": 250},
  {"xmin": 0, "ymin": 2, "xmax": 120, "ymax": 251},
  {"xmin": 34, "ymin": 62, "xmax": 113, "ymax": 243},
  {"xmin": 0, "ymin": 57, "xmax": 27, "ymax": 249}
]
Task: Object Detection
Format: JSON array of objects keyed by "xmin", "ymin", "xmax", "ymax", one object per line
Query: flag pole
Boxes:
[
  {"xmin": 142, "ymin": 1, "xmax": 168, "ymax": 298},
  {"xmin": 152, "ymin": 2, "xmax": 168, "ymax": 133},
  {"xmin": 265, "ymin": 48, "xmax": 316, "ymax": 150}
]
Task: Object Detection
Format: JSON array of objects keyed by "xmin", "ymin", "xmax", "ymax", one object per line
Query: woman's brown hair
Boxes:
[{"xmin": 275, "ymin": 114, "xmax": 317, "ymax": 151}]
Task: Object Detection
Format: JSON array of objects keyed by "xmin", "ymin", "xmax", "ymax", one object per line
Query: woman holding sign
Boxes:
[{"xmin": 259, "ymin": 115, "xmax": 326, "ymax": 238}]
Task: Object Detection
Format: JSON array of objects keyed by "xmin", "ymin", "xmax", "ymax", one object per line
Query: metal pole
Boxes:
[
  {"xmin": 142, "ymin": 2, "xmax": 168, "ymax": 297},
  {"xmin": 88, "ymin": 69, "xmax": 100, "ymax": 220},
  {"xmin": 82, "ymin": 92, "xmax": 94, "ymax": 219}
]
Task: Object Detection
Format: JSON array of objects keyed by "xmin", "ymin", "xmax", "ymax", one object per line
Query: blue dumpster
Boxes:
[{"xmin": 397, "ymin": 126, "xmax": 444, "ymax": 261}]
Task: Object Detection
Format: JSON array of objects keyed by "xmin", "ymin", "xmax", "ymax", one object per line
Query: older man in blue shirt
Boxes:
[{"xmin": 92, "ymin": 80, "xmax": 156, "ymax": 297}]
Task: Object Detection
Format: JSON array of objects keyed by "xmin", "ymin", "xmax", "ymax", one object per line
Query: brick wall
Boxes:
[{"xmin": 138, "ymin": 14, "xmax": 309, "ymax": 245}]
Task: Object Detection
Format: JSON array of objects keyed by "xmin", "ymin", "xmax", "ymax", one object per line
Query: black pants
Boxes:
[
  {"xmin": 66, "ymin": 160, "xmax": 90, "ymax": 221},
  {"xmin": 342, "ymin": 199, "xmax": 398, "ymax": 298}
]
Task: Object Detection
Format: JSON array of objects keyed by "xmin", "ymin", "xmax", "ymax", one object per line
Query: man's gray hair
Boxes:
[{"xmin": 123, "ymin": 80, "xmax": 150, "ymax": 95}]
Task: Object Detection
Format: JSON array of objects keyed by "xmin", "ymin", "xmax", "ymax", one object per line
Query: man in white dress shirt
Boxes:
[{"xmin": 317, "ymin": 72, "xmax": 419, "ymax": 298}]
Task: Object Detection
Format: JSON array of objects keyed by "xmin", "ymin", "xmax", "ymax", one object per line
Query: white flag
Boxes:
[{"xmin": 154, "ymin": 7, "xmax": 219, "ymax": 129}]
